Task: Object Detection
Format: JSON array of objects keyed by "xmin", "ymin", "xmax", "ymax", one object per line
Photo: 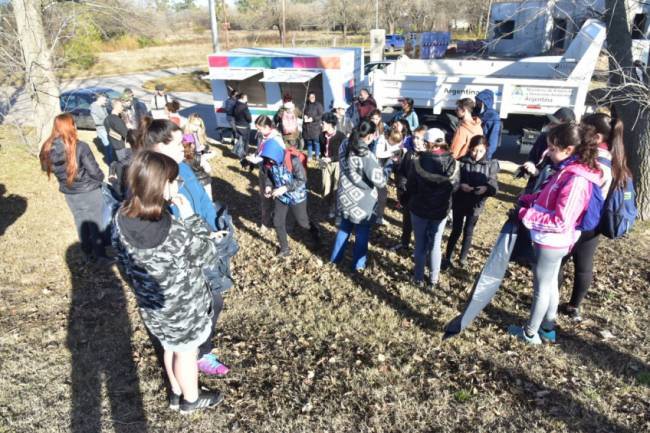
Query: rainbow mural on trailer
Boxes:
[
  {"xmin": 208, "ymin": 55, "xmax": 342, "ymax": 70},
  {"xmin": 206, "ymin": 47, "xmax": 363, "ymax": 130}
]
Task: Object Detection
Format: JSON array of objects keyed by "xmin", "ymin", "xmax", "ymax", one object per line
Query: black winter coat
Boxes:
[
  {"xmin": 302, "ymin": 101, "xmax": 324, "ymax": 141},
  {"xmin": 319, "ymin": 130, "xmax": 346, "ymax": 162},
  {"xmin": 233, "ymin": 101, "xmax": 252, "ymax": 127},
  {"xmin": 453, "ymin": 156, "xmax": 499, "ymax": 216},
  {"xmin": 396, "ymin": 149, "xmax": 418, "ymax": 206},
  {"xmin": 49, "ymin": 139, "xmax": 104, "ymax": 194},
  {"xmin": 406, "ymin": 151, "xmax": 459, "ymax": 221}
]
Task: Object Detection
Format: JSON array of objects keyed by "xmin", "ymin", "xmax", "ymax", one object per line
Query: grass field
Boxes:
[
  {"xmin": 61, "ymin": 30, "xmax": 369, "ymax": 79},
  {"xmin": 0, "ymin": 127, "xmax": 648, "ymax": 432}
]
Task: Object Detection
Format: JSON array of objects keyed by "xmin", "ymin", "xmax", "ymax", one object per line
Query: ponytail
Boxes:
[
  {"xmin": 580, "ymin": 113, "xmax": 631, "ymax": 188},
  {"xmin": 547, "ymin": 122, "xmax": 599, "ymax": 171},
  {"xmin": 576, "ymin": 124, "xmax": 600, "ymax": 171},
  {"xmin": 609, "ymin": 117, "xmax": 632, "ymax": 189}
]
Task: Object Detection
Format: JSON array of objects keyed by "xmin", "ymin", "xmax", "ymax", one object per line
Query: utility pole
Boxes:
[
  {"xmin": 208, "ymin": 0, "xmax": 220, "ymax": 52},
  {"xmin": 375, "ymin": 0, "xmax": 379, "ymax": 29},
  {"xmin": 222, "ymin": 0, "xmax": 230, "ymax": 50},
  {"xmin": 281, "ymin": 0, "xmax": 287, "ymax": 47},
  {"xmin": 484, "ymin": 0, "xmax": 493, "ymax": 39}
]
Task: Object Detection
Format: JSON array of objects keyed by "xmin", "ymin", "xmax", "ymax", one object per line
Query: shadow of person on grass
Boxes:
[
  {"xmin": 0, "ymin": 184, "xmax": 27, "ymax": 237},
  {"xmin": 66, "ymin": 244, "xmax": 148, "ymax": 433}
]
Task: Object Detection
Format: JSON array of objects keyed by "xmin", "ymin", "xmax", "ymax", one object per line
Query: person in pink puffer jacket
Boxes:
[{"xmin": 508, "ymin": 123, "xmax": 602, "ymax": 345}]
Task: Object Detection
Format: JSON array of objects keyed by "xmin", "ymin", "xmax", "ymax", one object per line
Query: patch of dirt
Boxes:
[{"xmin": 0, "ymin": 128, "xmax": 648, "ymax": 432}]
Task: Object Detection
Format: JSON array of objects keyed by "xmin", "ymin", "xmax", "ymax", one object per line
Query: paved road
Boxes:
[{"xmin": 1, "ymin": 67, "xmax": 220, "ymax": 135}]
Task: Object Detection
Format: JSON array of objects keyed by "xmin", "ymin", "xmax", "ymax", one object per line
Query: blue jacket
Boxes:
[
  {"xmin": 171, "ymin": 162, "xmax": 217, "ymax": 231},
  {"xmin": 260, "ymin": 137, "xmax": 307, "ymax": 206},
  {"xmin": 475, "ymin": 90, "xmax": 501, "ymax": 158},
  {"xmin": 392, "ymin": 110, "xmax": 419, "ymax": 131}
]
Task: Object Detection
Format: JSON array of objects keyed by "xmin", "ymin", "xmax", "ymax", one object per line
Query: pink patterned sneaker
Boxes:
[{"xmin": 197, "ymin": 354, "xmax": 230, "ymax": 376}]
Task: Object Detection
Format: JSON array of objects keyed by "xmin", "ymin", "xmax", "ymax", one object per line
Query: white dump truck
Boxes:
[
  {"xmin": 367, "ymin": 19, "xmax": 607, "ymax": 138},
  {"xmin": 206, "ymin": 47, "xmax": 363, "ymax": 133}
]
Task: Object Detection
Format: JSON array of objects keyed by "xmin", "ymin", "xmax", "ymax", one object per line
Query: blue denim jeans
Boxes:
[
  {"xmin": 305, "ymin": 139, "xmax": 320, "ymax": 161},
  {"xmin": 330, "ymin": 217, "xmax": 372, "ymax": 271},
  {"xmin": 96, "ymin": 126, "xmax": 115, "ymax": 164},
  {"xmin": 411, "ymin": 213, "xmax": 447, "ymax": 285}
]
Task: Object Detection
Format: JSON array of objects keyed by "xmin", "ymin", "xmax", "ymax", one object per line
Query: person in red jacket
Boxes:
[
  {"xmin": 355, "ymin": 88, "xmax": 377, "ymax": 121},
  {"xmin": 508, "ymin": 123, "xmax": 602, "ymax": 345}
]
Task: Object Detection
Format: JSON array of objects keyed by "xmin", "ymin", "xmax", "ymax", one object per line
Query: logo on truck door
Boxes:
[{"xmin": 510, "ymin": 86, "xmax": 575, "ymax": 108}]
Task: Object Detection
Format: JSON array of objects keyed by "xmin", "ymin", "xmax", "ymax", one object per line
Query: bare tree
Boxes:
[
  {"xmin": 603, "ymin": 0, "xmax": 650, "ymax": 219},
  {"xmin": 11, "ymin": 0, "xmax": 61, "ymax": 149}
]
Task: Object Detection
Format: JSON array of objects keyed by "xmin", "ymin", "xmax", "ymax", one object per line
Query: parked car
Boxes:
[
  {"xmin": 364, "ymin": 61, "xmax": 394, "ymax": 77},
  {"xmin": 385, "ymin": 34, "xmax": 405, "ymax": 52},
  {"xmin": 59, "ymin": 87, "xmax": 121, "ymax": 130}
]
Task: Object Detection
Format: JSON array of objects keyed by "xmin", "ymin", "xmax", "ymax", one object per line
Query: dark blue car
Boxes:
[{"xmin": 60, "ymin": 87, "xmax": 120, "ymax": 130}]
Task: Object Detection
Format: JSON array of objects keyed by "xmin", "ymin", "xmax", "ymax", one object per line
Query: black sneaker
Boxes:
[
  {"xmin": 276, "ymin": 249, "xmax": 291, "ymax": 258},
  {"xmin": 169, "ymin": 392, "xmax": 182, "ymax": 411},
  {"xmin": 562, "ymin": 305, "xmax": 583, "ymax": 323},
  {"xmin": 179, "ymin": 391, "xmax": 224, "ymax": 414}
]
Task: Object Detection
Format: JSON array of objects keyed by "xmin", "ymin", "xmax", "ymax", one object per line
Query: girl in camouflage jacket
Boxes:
[{"xmin": 113, "ymin": 151, "xmax": 224, "ymax": 413}]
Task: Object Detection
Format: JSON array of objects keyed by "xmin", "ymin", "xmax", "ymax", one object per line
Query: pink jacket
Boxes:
[{"xmin": 518, "ymin": 160, "xmax": 601, "ymax": 249}]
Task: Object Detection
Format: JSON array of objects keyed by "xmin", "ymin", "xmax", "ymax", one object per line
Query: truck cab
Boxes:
[{"xmin": 385, "ymin": 34, "xmax": 405, "ymax": 52}]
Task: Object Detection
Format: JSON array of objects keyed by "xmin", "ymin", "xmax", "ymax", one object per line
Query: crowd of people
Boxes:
[{"xmin": 39, "ymin": 82, "xmax": 633, "ymax": 414}]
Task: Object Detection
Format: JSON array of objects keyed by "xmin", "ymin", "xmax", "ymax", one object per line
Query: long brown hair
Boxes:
[
  {"xmin": 581, "ymin": 113, "xmax": 631, "ymax": 189},
  {"xmin": 121, "ymin": 151, "xmax": 179, "ymax": 221},
  {"xmin": 40, "ymin": 113, "xmax": 79, "ymax": 187},
  {"xmin": 547, "ymin": 123, "xmax": 600, "ymax": 171},
  {"xmin": 369, "ymin": 109, "xmax": 384, "ymax": 135}
]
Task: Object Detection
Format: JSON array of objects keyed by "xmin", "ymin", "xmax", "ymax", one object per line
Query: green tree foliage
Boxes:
[{"xmin": 63, "ymin": 14, "xmax": 101, "ymax": 68}]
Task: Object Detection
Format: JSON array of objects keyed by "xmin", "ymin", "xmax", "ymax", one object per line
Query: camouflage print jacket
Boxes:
[{"xmin": 113, "ymin": 213, "xmax": 218, "ymax": 351}]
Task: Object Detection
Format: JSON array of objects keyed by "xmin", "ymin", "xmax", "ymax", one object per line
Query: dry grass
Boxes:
[
  {"xmin": 142, "ymin": 70, "xmax": 211, "ymax": 94},
  {"xmin": 0, "ymin": 126, "xmax": 649, "ymax": 432},
  {"xmin": 60, "ymin": 30, "xmax": 369, "ymax": 80}
]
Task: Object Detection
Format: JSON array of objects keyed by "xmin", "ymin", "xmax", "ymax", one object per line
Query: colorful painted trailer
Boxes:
[{"xmin": 207, "ymin": 47, "xmax": 363, "ymax": 130}]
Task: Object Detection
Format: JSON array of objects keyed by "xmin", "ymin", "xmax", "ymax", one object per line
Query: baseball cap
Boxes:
[
  {"xmin": 155, "ymin": 83, "xmax": 165, "ymax": 91},
  {"xmin": 182, "ymin": 133, "xmax": 195, "ymax": 144},
  {"xmin": 333, "ymin": 100, "xmax": 349, "ymax": 110},
  {"xmin": 547, "ymin": 107, "xmax": 575, "ymax": 125},
  {"xmin": 424, "ymin": 128, "xmax": 446, "ymax": 144}
]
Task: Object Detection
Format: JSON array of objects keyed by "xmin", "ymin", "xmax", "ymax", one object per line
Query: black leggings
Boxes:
[
  {"xmin": 400, "ymin": 207, "xmax": 413, "ymax": 248},
  {"xmin": 274, "ymin": 200, "xmax": 317, "ymax": 252},
  {"xmin": 445, "ymin": 208, "xmax": 479, "ymax": 262},
  {"xmin": 559, "ymin": 230, "xmax": 600, "ymax": 309}
]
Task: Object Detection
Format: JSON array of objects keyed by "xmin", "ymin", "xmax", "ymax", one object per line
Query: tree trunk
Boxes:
[
  {"xmin": 626, "ymin": 113, "xmax": 650, "ymax": 220},
  {"xmin": 12, "ymin": 0, "xmax": 61, "ymax": 151},
  {"xmin": 605, "ymin": 0, "xmax": 650, "ymax": 220}
]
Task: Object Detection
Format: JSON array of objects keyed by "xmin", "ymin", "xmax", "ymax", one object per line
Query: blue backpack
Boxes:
[
  {"xmin": 577, "ymin": 180, "xmax": 605, "ymax": 231},
  {"xmin": 599, "ymin": 176, "xmax": 637, "ymax": 239}
]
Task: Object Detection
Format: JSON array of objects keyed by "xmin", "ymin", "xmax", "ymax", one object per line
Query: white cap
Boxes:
[
  {"xmin": 424, "ymin": 128, "xmax": 446, "ymax": 144},
  {"xmin": 333, "ymin": 100, "xmax": 349, "ymax": 110}
]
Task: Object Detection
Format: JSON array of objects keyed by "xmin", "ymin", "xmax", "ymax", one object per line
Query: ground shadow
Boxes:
[
  {"xmin": 463, "ymin": 355, "xmax": 641, "ymax": 433},
  {"xmin": 0, "ymin": 184, "xmax": 27, "ymax": 237},
  {"xmin": 349, "ymin": 270, "xmax": 444, "ymax": 333},
  {"xmin": 211, "ymin": 171, "xmax": 277, "ymax": 249},
  {"xmin": 471, "ymin": 301, "xmax": 650, "ymax": 385},
  {"xmin": 495, "ymin": 180, "xmax": 523, "ymax": 205},
  {"xmin": 65, "ymin": 244, "xmax": 148, "ymax": 433}
]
